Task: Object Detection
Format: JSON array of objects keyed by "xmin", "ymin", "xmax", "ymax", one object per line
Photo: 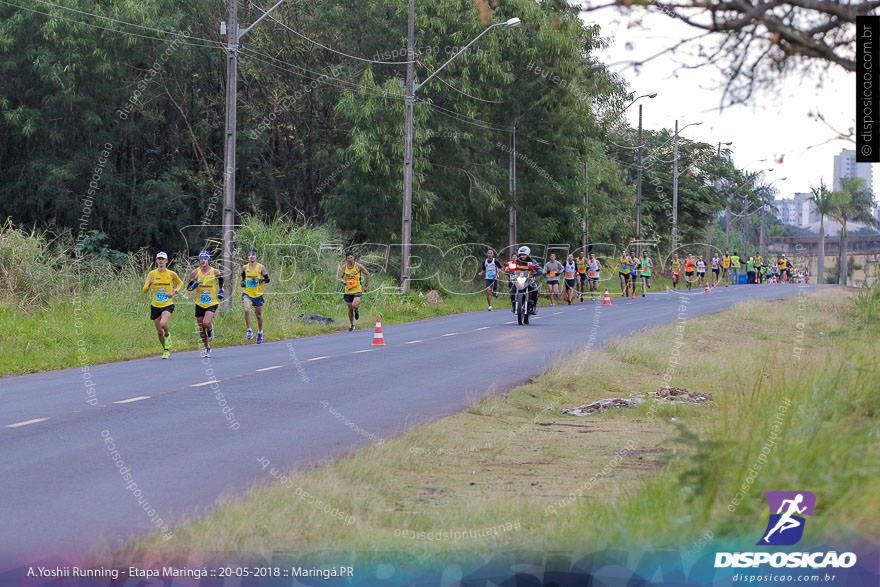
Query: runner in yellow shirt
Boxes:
[
  {"xmin": 187, "ymin": 251, "xmax": 224, "ymax": 357},
  {"xmin": 721, "ymin": 250, "xmax": 731, "ymax": 287},
  {"xmin": 670, "ymin": 253, "xmax": 682, "ymax": 289},
  {"xmin": 142, "ymin": 252, "xmax": 182, "ymax": 359},
  {"xmin": 575, "ymin": 251, "xmax": 588, "ymax": 301},
  {"xmin": 240, "ymin": 249, "xmax": 270, "ymax": 344},
  {"xmin": 339, "ymin": 251, "xmax": 370, "ymax": 331}
]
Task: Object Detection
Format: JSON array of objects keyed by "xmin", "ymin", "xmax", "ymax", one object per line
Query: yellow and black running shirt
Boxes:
[
  {"xmin": 343, "ymin": 263, "xmax": 363, "ymax": 294},
  {"xmin": 194, "ymin": 267, "xmax": 220, "ymax": 308},
  {"xmin": 242, "ymin": 263, "xmax": 264, "ymax": 297},
  {"xmin": 143, "ymin": 269, "xmax": 182, "ymax": 308},
  {"xmin": 575, "ymin": 256, "xmax": 587, "ymax": 274}
]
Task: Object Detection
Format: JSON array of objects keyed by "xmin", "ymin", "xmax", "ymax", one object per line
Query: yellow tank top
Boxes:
[
  {"xmin": 242, "ymin": 263, "xmax": 264, "ymax": 297},
  {"xmin": 671, "ymin": 259, "xmax": 682, "ymax": 272},
  {"xmin": 722, "ymin": 256, "xmax": 730, "ymax": 268},
  {"xmin": 618, "ymin": 257, "xmax": 631, "ymax": 275},
  {"xmin": 195, "ymin": 267, "xmax": 219, "ymax": 308},
  {"xmin": 144, "ymin": 269, "xmax": 182, "ymax": 308},
  {"xmin": 343, "ymin": 264, "xmax": 362, "ymax": 294},
  {"xmin": 575, "ymin": 257, "xmax": 587, "ymax": 272}
]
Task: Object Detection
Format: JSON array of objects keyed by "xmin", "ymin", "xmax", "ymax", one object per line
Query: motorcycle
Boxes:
[{"xmin": 507, "ymin": 261, "xmax": 539, "ymax": 325}]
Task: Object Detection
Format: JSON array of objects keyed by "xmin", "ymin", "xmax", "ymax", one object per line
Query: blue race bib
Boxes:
[
  {"xmin": 155, "ymin": 291, "xmax": 168, "ymax": 303},
  {"xmin": 246, "ymin": 278, "xmax": 257, "ymax": 288},
  {"xmin": 200, "ymin": 293, "xmax": 212, "ymax": 305}
]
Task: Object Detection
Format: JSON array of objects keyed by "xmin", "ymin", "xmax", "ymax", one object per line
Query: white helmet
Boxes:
[{"xmin": 517, "ymin": 246, "xmax": 531, "ymax": 256}]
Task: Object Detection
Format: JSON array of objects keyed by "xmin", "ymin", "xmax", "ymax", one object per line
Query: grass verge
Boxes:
[{"xmin": 117, "ymin": 287, "xmax": 879, "ymax": 564}]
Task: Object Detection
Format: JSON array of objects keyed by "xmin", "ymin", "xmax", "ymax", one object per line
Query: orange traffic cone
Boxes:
[
  {"xmin": 705, "ymin": 284, "xmax": 711, "ymax": 293},
  {"xmin": 603, "ymin": 289, "xmax": 611, "ymax": 306},
  {"xmin": 372, "ymin": 315, "xmax": 386, "ymax": 346},
  {"xmin": 631, "ymin": 285, "xmax": 636, "ymax": 299}
]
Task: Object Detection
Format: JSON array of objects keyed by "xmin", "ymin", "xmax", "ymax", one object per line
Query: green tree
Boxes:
[
  {"xmin": 829, "ymin": 177, "xmax": 878, "ymax": 285},
  {"xmin": 807, "ymin": 180, "xmax": 837, "ymax": 284}
]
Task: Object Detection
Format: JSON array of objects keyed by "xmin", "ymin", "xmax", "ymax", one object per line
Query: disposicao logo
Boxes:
[
  {"xmin": 714, "ymin": 491, "xmax": 858, "ymax": 569},
  {"xmin": 758, "ymin": 491, "xmax": 815, "ymax": 546}
]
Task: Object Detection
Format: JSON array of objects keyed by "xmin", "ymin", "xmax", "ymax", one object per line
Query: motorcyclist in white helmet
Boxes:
[{"xmin": 506, "ymin": 246, "xmax": 542, "ymax": 315}]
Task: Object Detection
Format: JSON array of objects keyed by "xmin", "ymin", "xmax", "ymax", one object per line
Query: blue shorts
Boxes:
[
  {"xmin": 485, "ymin": 278, "xmax": 498, "ymax": 291},
  {"xmin": 242, "ymin": 293, "xmax": 264, "ymax": 307}
]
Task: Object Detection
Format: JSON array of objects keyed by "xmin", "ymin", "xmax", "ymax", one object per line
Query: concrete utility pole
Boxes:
[
  {"xmin": 582, "ymin": 160, "xmax": 589, "ymax": 254},
  {"xmin": 221, "ymin": 0, "xmax": 286, "ymax": 305},
  {"xmin": 718, "ymin": 141, "xmax": 733, "ymax": 249},
  {"xmin": 221, "ymin": 0, "xmax": 239, "ymax": 306},
  {"xmin": 636, "ymin": 104, "xmax": 643, "ymax": 253},
  {"xmin": 401, "ymin": 0, "xmax": 415, "ymax": 292},
  {"xmin": 399, "ymin": 5, "xmax": 519, "ymax": 291},
  {"xmin": 508, "ymin": 121, "xmax": 517, "ymax": 256}
]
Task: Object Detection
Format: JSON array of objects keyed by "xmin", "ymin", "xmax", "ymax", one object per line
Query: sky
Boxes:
[{"xmin": 582, "ymin": 8, "xmax": 866, "ymax": 201}]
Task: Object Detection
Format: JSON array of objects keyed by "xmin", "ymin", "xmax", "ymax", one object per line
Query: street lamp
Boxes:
[
  {"xmin": 671, "ymin": 119, "xmax": 703, "ymax": 253},
  {"xmin": 634, "ymin": 92, "xmax": 657, "ymax": 253},
  {"xmin": 400, "ymin": 5, "xmax": 520, "ymax": 292}
]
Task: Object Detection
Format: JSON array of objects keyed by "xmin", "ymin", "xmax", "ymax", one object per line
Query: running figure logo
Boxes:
[{"xmin": 758, "ymin": 491, "xmax": 816, "ymax": 546}]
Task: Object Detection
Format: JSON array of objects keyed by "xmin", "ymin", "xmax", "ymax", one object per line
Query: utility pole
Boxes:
[
  {"xmin": 221, "ymin": 0, "xmax": 285, "ymax": 305},
  {"xmin": 400, "ymin": 0, "xmax": 415, "ymax": 292},
  {"xmin": 508, "ymin": 121, "xmax": 517, "ymax": 257},
  {"xmin": 582, "ymin": 160, "xmax": 588, "ymax": 254},
  {"xmin": 672, "ymin": 119, "xmax": 679, "ymax": 254},
  {"xmin": 636, "ymin": 104, "xmax": 643, "ymax": 256},
  {"xmin": 221, "ymin": 0, "xmax": 239, "ymax": 307}
]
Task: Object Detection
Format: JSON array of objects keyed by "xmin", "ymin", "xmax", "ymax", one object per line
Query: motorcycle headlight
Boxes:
[{"xmin": 516, "ymin": 276, "xmax": 527, "ymax": 287}]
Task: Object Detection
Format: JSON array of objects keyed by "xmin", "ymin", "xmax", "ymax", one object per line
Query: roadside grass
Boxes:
[
  {"xmin": 0, "ymin": 213, "xmax": 724, "ymax": 376},
  {"xmin": 117, "ymin": 287, "xmax": 879, "ymax": 565}
]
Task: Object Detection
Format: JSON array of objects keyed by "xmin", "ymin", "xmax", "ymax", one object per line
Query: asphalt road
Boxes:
[{"xmin": 0, "ymin": 284, "xmax": 815, "ymax": 564}]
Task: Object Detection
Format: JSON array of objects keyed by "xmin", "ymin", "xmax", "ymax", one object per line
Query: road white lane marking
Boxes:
[
  {"xmin": 307, "ymin": 356, "xmax": 329, "ymax": 361},
  {"xmin": 553, "ymin": 311, "xmax": 563, "ymax": 315},
  {"xmin": 504, "ymin": 321, "xmax": 515, "ymax": 324},
  {"xmin": 474, "ymin": 326, "xmax": 491, "ymax": 331},
  {"xmin": 405, "ymin": 340, "xmax": 424, "ymax": 344},
  {"xmin": 190, "ymin": 380, "xmax": 220, "ymax": 387},
  {"xmin": 5, "ymin": 418, "xmax": 49, "ymax": 429},
  {"xmin": 442, "ymin": 332, "xmax": 458, "ymax": 337},
  {"xmin": 114, "ymin": 396, "xmax": 150, "ymax": 404},
  {"xmin": 352, "ymin": 349, "xmax": 373, "ymax": 354},
  {"xmin": 256, "ymin": 365, "xmax": 282, "ymax": 372}
]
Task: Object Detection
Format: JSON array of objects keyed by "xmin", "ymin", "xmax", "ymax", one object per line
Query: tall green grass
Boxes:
[{"xmin": 0, "ymin": 217, "xmax": 492, "ymax": 376}]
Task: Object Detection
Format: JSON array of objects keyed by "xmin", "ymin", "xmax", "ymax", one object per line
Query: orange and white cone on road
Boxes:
[
  {"xmin": 603, "ymin": 289, "xmax": 611, "ymax": 306},
  {"xmin": 705, "ymin": 284, "xmax": 711, "ymax": 293},
  {"xmin": 372, "ymin": 315, "xmax": 386, "ymax": 346}
]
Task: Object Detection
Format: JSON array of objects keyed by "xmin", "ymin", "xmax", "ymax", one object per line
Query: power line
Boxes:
[
  {"xmin": 0, "ymin": 0, "xmax": 223, "ymax": 49},
  {"xmin": 239, "ymin": 47, "xmax": 403, "ymax": 101},
  {"xmin": 24, "ymin": 0, "xmax": 225, "ymax": 45},
  {"xmin": 248, "ymin": 0, "xmax": 414, "ymax": 65}
]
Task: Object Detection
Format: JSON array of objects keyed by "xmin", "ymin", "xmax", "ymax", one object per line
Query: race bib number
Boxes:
[
  {"xmin": 486, "ymin": 270, "xmax": 496, "ymax": 279},
  {"xmin": 549, "ymin": 271, "xmax": 556, "ymax": 277},
  {"xmin": 589, "ymin": 271, "xmax": 596, "ymax": 278},
  {"xmin": 155, "ymin": 291, "xmax": 168, "ymax": 303},
  {"xmin": 565, "ymin": 272, "xmax": 574, "ymax": 279},
  {"xmin": 200, "ymin": 293, "xmax": 212, "ymax": 305},
  {"xmin": 246, "ymin": 278, "xmax": 257, "ymax": 288},
  {"xmin": 346, "ymin": 279, "xmax": 359, "ymax": 288}
]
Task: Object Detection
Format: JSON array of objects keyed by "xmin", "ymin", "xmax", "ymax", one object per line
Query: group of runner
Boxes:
[
  {"xmin": 477, "ymin": 247, "xmax": 810, "ymax": 311},
  {"xmin": 143, "ymin": 249, "xmax": 373, "ymax": 358}
]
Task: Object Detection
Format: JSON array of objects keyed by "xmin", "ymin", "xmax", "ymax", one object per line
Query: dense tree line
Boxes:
[{"xmin": 1, "ymin": 0, "xmax": 760, "ymax": 259}]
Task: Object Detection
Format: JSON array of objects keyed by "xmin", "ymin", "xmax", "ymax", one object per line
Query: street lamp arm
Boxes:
[
  {"xmin": 414, "ymin": 22, "xmax": 505, "ymax": 92},
  {"xmin": 238, "ymin": 0, "xmax": 286, "ymax": 41}
]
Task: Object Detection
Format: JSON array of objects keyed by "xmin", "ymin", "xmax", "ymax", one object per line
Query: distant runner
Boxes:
[
  {"xmin": 684, "ymin": 254, "xmax": 696, "ymax": 291},
  {"xmin": 478, "ymin": 249, "xmax": 503, "ymax": 311},
  {"xmin": 617, "ymin": 250, "xmax": 633, "ymax": 297},
  {"xmin": 638, "ymin": 251, "xmax": 653, "ymax": 297},
  {"xmin": 670, "ymin": 254, "xmax": 682, "ymax": 289},
  {"xmin": 543, "ymin": 253, "xmax": 564, "ymax": 307},
  {"xmin": 730, "ymin": 252, "xmax": 741, "ymax": 285},
  {"xmin": 575, "ymin": 250, "xmax": 588, "ymax": 301},
  {"xmin": 142, "ymin": 251, "xmax": 182, "ymax": 359},
  {"xmin": 696, "ymin": 255, "xmax": 706, "ymax": 287},
  {"xmin": 563, "ymin": 253, "xmax": 577, "ymax": 305},
  {"xmin": 241, "ymin": 249, "xmax": 269, "ymax": 344},
  {"xmin": 188, "ymin": 251, "xmax": 224, "ymax": 358},
  {"xmin": 711, "ymin": 253, "xmax": 720, "ymax": 286},
  {"xmin": 588, "ymin": 253, "xmax": 602, "ymax": 300},
  {"xmin": 721, "ymin": 250, "xmax": 731, "ymax": 287},
  {"xmin": 340, "ymin": 251, "xmax": 370, "ymax": 331}
]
